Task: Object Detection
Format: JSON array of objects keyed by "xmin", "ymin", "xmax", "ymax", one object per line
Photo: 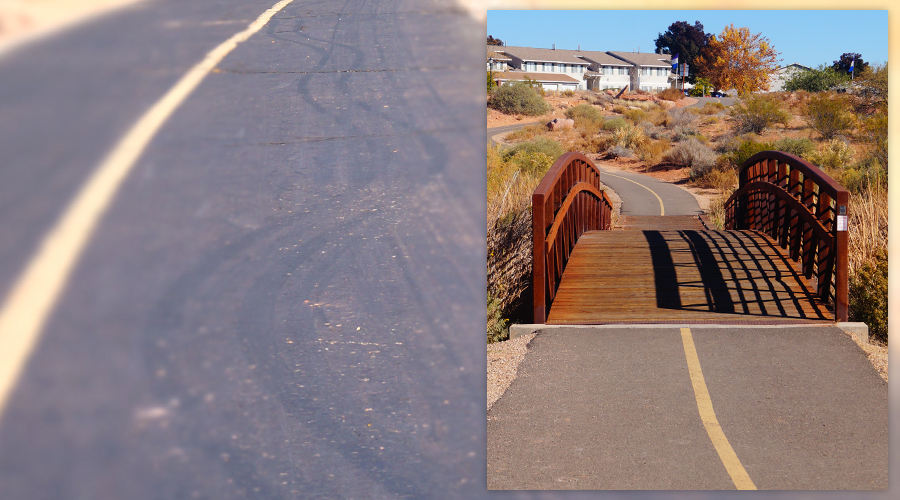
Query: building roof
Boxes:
[
  {"xmin": 487, "ymin": 46, "xmax": 511, "ymax": 61},
  {"xmin": 499, "ymin": 46, "xmax": 591, "ymax": 65},
  {"xmin": 492, "ymin": 71, "xmax": 581, "ymax": 84},
  {"xmin": 607, "ymin": 51, "xmax": 672, "ymax": 67},
  {"xmin": 573, "ymin": 50, "xmax": 628, "ymax": 66},
  {"xmin": 775, "ymin": 63, "xmax": 810, "ymax": 72}
]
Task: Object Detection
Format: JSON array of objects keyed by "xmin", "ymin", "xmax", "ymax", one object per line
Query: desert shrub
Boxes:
[
  {"xmin": 648, "ymin": 109, "xmax": 671, "ymax": 127},
  {"xmin": 860, "ymin": 112, "xmax": 887, "ymax": 169},
  {"xmin": 612, "ymin": 105, "xmax": 626, "ymax": 114},
  {"xmin": 504, "ymin": 123, "xmax": 545, "ymax": 142},
  {"xmin": 722, "ymin": 139, "xmax": 774, "ymax": 168},
  {"xmin": 729, "ymin": 95, "xmax": 791, "ymax": 134},
  {"xmin": 489, "ymin": 81, "xmax": 551, "ymax": 116},
  {"xmin": 562, "ymin": 89, "xmax": 576, "ymax": 97},
  {"xmin": 624, "ymin": 108, "xmax": 648, "ymax": 124},
  {"xmin": 606, "ymin": 146, "xmax": 633, "ymax": 159},
  {"xmin": 699, "ymin": 101, "xmax": 726, "ymax": 114},
  {"xmin": 639, "ymin": 121, "xmax": 664, "ymax": 139},
  {"xmin": 805, "ymin": 94, "xmax": 855, "ymax": 140},
  {"xmin": 668, "ymin": 108, "xmax": 696, "ymax": 128},
  {"xmin": 611, "ymin": 123, "xmax": 646, "ymax": 150},
  {"xmin": 702, "ymin": 116, "xmax": 719, "ymax": 125},
  {"xmin": 670, "ymin": 126, "xmax": 700, "ymax": 143},
  {"xmin": 849, "ymin": 250, "xmax": 887, "ymax": 344},
  {"xmin": 692, "ymin": 166, "xmax": 738, "ymax": 190},
  {"xmin": 637, "ymin": 138, "xmax": 670, "ymax": 164},
  {"xmin": 657, "ymin": 88, "xmax": 684, "ymax": 101},
  {"xmin": 564, "ymin": 103, "xmax": 602, "ymax": 122},
  {"xmin": 502, "ymin": 137, "xmax": 566, "ymax": 176},
  {"xmin": 808, "ymin": 138, "xmax": 853, "ymax": 171},
  {"xmin": 603, "ymin": 117, "xmax": 628, "ymax": 131},
  {"xmin": 664, "ymin": 138, "xmax": 718, "ymax": 178},
  {"xmin": 773, "ymin": 137, "xmax": 816, "ymax": 159}
]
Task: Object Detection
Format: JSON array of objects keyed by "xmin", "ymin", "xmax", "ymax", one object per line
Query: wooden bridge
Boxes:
[{"xmin": 532, "ymin": 152, "xmax": 849, "ymax": 325}]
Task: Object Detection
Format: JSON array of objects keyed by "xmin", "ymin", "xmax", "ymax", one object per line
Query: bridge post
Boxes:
[
  {"xmin": 532, "ymin": 191, "xmax": 547, "ymax": 324},
  {"xmin": 835, "ymin": 191, "xmax": 849, "ymax": 322}
]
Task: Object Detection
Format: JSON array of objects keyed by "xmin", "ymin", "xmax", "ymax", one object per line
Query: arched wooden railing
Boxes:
[
  {"xmin": 532, "ymin": 152, "xmax": 613, "ymax": 323},
  {"xmin": 724, "ymin": 151, "xmax": 849, "ymax": 321}
]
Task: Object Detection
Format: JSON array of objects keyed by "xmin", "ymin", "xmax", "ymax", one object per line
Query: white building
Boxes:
[
  {"xmin": 769, "ymin": 63, "xmax": 811, "ymax": 92},
  {"xmin": 488, "ymin": 45, "xmax": 590, "ymax": 91},
  {"xmin": 606, "ymin": 51, "xmax": 674, "ymax": 93}
]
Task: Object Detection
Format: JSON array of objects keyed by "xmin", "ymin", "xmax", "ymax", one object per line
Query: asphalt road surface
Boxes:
[
  {"xmin": 0, "ymin": 1, "xmax": 504, "ymax": 498},
  {"xmin": 489, "ymin": 326, "xmax": 888, "ymax": 490}
]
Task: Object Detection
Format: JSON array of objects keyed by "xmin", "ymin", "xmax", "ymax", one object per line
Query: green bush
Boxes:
[
  {"xmin": 564, "ymin": 103, "xmax": 604, "ymax": 123},
  {"xmin": 489, "ymin": 81, "xmax": 551, "ymax": 116},
  {"xmin": 729, "ymin": 95, "xmax": 791, "ymax": 134},
  {"xmin": 611, "ymin": 123, "xmax": 646, "ymax": 150},
  {"xmin": 773, "ymin": 137, "xmax": 816, "ymax": 159},
  {"xmin": 805, "ymin": 94, "xmax": 854, "ymax": 140},
  {"xmin": 783, "ymin": 65, "xmax": 850, "ymax": 92},
  {"xmin": 849, "ymin": 250, "xmax": 888, "ymax": 344},
  {"xmin": 624, "ymin": 108, "xmax": 648, "ymax": 124},
  {"xmin": 808, "ymin": 138, "xmax": 853, "ymax": 171},
  {"xmin": 723, "ymin": 139, "xmax": 774, "ymax": 168},
  {"xmin": 487, "ymin": 293, "xmax": 510, "ymax": 343},
  {"xmin": 502, "ymin": 137, "xmax": 565, "ymax": 175},
  {"xmin": 602, "ymin": 117, "xmax": 629, "ymax": 131}
]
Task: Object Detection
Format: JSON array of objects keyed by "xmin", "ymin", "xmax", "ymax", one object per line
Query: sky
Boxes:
[{"xmin": 486, "ymin": 10, "xmax": 888, "ymax": 69}]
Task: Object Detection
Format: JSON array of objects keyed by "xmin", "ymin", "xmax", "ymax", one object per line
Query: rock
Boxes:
[{"xmin": 546, "ymin": 118, "xmax": 575, "ymax": 131}]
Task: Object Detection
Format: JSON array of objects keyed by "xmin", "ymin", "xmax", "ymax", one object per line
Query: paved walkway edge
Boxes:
[{"xmin": 511, "ymin": 322, "xmax": 870, "ymax": 343}]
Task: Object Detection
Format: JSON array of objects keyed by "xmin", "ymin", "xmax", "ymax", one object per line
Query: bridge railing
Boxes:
[
  {"xmin": 532, "ymin": 152, "xmax": 613, "ymax": 323},
  {"xmin": 724, "ymin": 151, "xmax": 849, "ymax": 321}
]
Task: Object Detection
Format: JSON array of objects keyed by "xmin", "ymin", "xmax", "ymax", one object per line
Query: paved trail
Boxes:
[{"xmin": 489, "ymin": 326, "xmax": 887, "ymax": 490}]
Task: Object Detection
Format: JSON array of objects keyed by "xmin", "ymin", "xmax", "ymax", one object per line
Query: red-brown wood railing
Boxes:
[
  {"xmin": 724, "ymin": 151, "xmax": 849, "ymax": 321},
  {"xmin": 532, "ymin": 152, "xmax": 613, "ymax": 323}
]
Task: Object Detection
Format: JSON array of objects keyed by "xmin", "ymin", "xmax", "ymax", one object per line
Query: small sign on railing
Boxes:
[{"xmin": 837, "ymin": 215, "xmax": 848, "ymax": 232}]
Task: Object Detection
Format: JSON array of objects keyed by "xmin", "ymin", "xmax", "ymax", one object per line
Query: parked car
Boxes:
[{"xmin": 710, "ymin": 90, "xmax": 725, "ymax": 98}]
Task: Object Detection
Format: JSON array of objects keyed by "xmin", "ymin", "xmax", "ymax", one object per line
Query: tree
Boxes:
[
  {"xmin": 832, "ymin": 52, "xmax": 868, "ymax": 76},
  {"xmin": 783, "ymin": 65, "xmax": 850, "ymax": 92},
  {"xmin": 694, "ymin": 24, "xmax": 781, "ymax": 93},
  {"xmin": 688, "ymin": 77, "xmax": 713, "ymax": 97},
  {"xmin": 654, "ymin": 21, "xmax": 710, "ymax": 83},
  {"xmin": 487, "ymin": 35, "xmax": 503, "ymax": 46}
]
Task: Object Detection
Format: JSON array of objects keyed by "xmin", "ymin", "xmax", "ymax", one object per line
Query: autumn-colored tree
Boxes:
[{"xmin": 694, "ymin": 24, "xmax": 781, "ymax": 93}]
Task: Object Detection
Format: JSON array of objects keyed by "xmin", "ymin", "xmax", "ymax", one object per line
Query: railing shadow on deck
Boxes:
[
  {"xmin": 724, "ymin": 151, "xmax": 849, "ymax": 321},
  {"xmin": 645, "ymin": 230, "xmax": 831, "ymax": 321}
]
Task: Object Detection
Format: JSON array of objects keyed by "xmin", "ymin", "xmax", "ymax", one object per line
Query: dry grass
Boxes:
[{"xmin": 848, "ymin": 180, "xmax": 888, "ymax": 276}]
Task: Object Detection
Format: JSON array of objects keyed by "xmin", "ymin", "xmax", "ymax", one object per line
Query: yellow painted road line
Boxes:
[
  {"xmin": 599, "ymin": 171, "xmax": 665, "ymax": 216},
  {"xmin": 680, "ymin": 327, "xmax": 756, "ymax": 490},
  {"xmin": 0, "ymin": 0, "xmax": 295, "ymax": 420}
]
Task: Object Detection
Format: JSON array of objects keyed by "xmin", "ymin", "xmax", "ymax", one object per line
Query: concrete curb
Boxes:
[
  {"xmin": 510, "ymin": 322, "xmax": 867, "ymax": 340},
  {"xmin": 836, "ymin": 322, "xmax": 869, "ymax": 344}
]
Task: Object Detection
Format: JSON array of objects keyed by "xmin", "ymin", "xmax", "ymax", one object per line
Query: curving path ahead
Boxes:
[{"xmin": 488, "ymin": 124, "xmax": 702, "ymax": 217}]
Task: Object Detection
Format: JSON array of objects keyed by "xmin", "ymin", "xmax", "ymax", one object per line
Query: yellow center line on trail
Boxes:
[
  {"xmin": 0, "ymin": 0, "xmax": 295, "ymax": 420},
  {"xmin": 680, "ymin": 327, "xmax": 756, "ymax": 490},
  {"xmin": 598, "ymin": 171, "xmax": 665, "ymax": 216}
]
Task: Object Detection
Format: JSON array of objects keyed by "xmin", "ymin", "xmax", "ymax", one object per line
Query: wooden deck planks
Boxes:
[{"xmin": 546, "ymin": 228, "xmax": 833, "ymax": 324}]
